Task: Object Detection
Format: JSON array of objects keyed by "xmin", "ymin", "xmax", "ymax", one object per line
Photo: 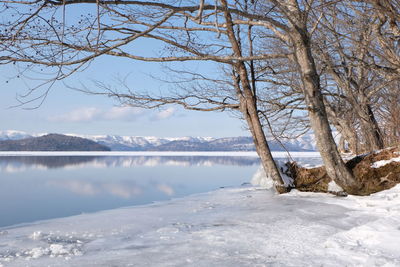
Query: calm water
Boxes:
[{"xmin": 0, "ymin": 156, "xmax": 261, "ymax": 228}]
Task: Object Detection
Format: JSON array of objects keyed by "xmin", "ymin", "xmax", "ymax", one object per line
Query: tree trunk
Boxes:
[
  {"xmin": 220, "ymin": 0, "xmax": 288, "ymax": 193},
  {"xmin": 325, "ymin": 104, "xmax": 360, "ymax": 155},
  {"xmin": 240, "ymin": 91, "xmax": 289, "ymax": 193},
  {"xmin": 341, "ymin": 126, "xmax": 360, "ymax": 155},
  {"xmin": 338, "ymin": 136, "xmax": 346, "ymax": 153},
  {"xmin": 358, "ymin": 104, "xmax": 384, "ymax": 151},
  {"xmin": 292, "ymin": 31, "xmax": 360, "ymax": 193},
  {"xmin": 336, "ymin": 124, "xmax": 360, "ymax": 155}
]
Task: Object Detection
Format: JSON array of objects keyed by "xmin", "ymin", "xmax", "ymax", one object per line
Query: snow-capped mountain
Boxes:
[
  {"xmin": 0, "ymin": 134, "xmax": 110, "ymax": 151},
  {"xmin": 0, "ymin": 130, "xmax": 317, "ymax": 151},
  {"xmin": 0, "ymin": 130, "xmax": 34, "ymax": 141},
  {"xmin": 79, "ymin": 135, "xmax": 216, "ymax": 151},
  {"xmin": 78, "ymin": 135, "xmax": 316, "ymax": 151}
]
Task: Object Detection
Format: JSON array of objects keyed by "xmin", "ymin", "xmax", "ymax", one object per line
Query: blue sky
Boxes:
[
  {"xmin": 0, "ymin": 52, "xmax": 248, "ymax": 138},
  {"xmin": 0, "ymin": 3, "xmax": 250, "ymax": 138}
]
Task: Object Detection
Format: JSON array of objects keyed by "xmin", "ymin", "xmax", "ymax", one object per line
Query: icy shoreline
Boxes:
[{"xmin": 1, "ymin": 184, "xmax": 399, "ymax": 266}]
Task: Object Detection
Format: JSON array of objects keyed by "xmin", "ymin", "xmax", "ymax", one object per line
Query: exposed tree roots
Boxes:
[{"xmin": 286, "ymin": 146, "xmax": 400, "ymax": 196}]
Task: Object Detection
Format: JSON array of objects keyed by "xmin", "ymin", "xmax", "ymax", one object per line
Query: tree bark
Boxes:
[
  {"xmin": 358, "ymin": 104, "xmax": 384, "ymax": 151},
  {"xmin": 241, "ymin": 89, "xmax": 289, "ymax": 193},
  {"xmin": 341, "ymin": 126, "xmax": 360, "ymax": 155},
  {"xmin": 338, "ymin": 136, "xmax": 346, "ymax": 153},
  {"xmin": 291, "ymin": 30, "xmax": 360, "ymax": 193},
  {"xmin": 325, "ymin": 104, "xmax": 361, "ymax": 155},
  {"xmin": 221, "ymin": 0, "xmax": 288, "ymax": 193}
]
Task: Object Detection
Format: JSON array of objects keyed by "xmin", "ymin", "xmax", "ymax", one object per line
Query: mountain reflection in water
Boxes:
[
  {"xmin": 0, "ymin": 155, "xmax": 260, "ymax": 227},
  {"xmin": 0, "ymin": 156, "xmax": 260, "ymax": 172}
]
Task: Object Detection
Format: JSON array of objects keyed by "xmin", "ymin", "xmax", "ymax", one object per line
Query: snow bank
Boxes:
[
  {"xmin": 1, "ymin": 183, "xmax": 400, "ymax": 266},
  {"xmin": 251, "ymin": 160, "xmax": 293, "ymax": 188},
  {"xmin": 371, "ymin": 156, "xmax": 400, "ymax": 168},
  {"xmin": 327, "ymin": 180, "xmax": 343, "ymax": 192},
  {"xmin": 250, "ymin": 166, "xmax": 274, "ymax": 189}
]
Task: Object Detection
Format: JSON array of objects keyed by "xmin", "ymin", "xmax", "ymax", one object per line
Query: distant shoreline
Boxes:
[{"xmin": 0, "ymin": 151, "xmax": 321, "ymax": 157}]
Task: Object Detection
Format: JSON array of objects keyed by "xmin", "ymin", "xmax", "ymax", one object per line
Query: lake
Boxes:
[
  {"xmin": 0, "ymin": 153, "xmax": 322, "ymax": 228},
  {"xmin": 0, "ymin": 155, "xmax": 262, "ymax": 228}
]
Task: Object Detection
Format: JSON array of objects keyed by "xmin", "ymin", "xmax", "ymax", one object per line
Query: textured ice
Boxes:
[{"xmin": 1, "ymin": 183, "xmax": 400, "ymax": 266}]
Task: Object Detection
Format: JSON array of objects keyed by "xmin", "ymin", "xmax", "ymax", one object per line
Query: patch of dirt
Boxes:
[
  {"xmin": 351, "ymin": 147, "xmax": 400, "ymax": 195},
  {"xmin": 288, "ymin": 146, "xmax": 400, "ymax": 195},
  {"xmin": 287, "ymin": 163, "xmax": 331, "ymax": 193}
]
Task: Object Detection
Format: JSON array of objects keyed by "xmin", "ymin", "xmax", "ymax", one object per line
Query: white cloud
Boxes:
[
  {"xmin": 103, "ymin": 106, "xmax": 143, "ymax": 120},
  {"xmin": 154, "ymin": 107, "xmax": 175, "ymax": 120},
  {"xmin": 49, "ymin": 106, "xmax": 144, "ymax": 123},
  {"xmin": 51, "ymin": 107, "xmax": 101, "ymax": 122}
]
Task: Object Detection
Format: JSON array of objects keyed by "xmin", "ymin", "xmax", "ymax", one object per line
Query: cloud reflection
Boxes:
[
  {"xmin": 104, "ymin": 183, "xmax": 142, "ymax": 199},
  {"xmin": 47, "ymin": 180, "xmax": 143, "ymax": 199},
  {"xmin": 156, "ymin": 184, "xmax": 175, "ymax": 196}
]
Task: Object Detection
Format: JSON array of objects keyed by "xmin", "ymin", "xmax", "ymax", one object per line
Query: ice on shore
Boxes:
[{"xmin": 1, "ymin": 182, "xmax": 400, "ymax": 266}]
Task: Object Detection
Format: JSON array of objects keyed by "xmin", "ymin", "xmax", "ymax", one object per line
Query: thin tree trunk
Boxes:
[
  {"xmin": 342, "ymin": 126, "xmax": 360, "ymax": 155},
  {"xmin": 292, "ymin": 31, "xmax": 360, "ymax": 193},
  {"xmin": 336, "ymin": 124, "xmax": 360, "ymax": 155},
  {"xmin": 339, "ymin": 136, "xmax": 346, "ymax": 153},
  {"xmin": 325, "ymin": 104, "xmax": 360, "ymax": 154},
  {"xmin": 221, "ymin": 0, "xmax": 288, "ymax": 193},
  {"xmin": 241, "ymin": 92, "xmax": 288, "ymax": 193},
  {"xmin": 353, "ymin": 100, "xmax": 384, "ymax": 151}
]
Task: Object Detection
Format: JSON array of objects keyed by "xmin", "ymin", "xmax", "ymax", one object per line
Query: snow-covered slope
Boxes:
[
  {"xmin": 0, "ymin": 130, "xmax": 34, "ymax": 141},
  {"xmin": 84, "ymin": 135, "xmax": 216, "ymax": 151},
  {"xmin": 0, "ymin": 130, "xmax": 317, "ymax": 151},
  {"xmin": 73, "ymin": 134, "xmax": 317, "ymax": 151}
]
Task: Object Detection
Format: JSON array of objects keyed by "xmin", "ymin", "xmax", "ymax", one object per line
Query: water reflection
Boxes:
[
  {"xmin": 0, "ymin": 155, "xmax": 322, "ymax": 227},
  {"xmin": 0, "ymin": 156, "xmax": 260, "ymax": 228},
  {"xmin": 46, "ymin": 179, "xmax": 144, "ymax": 198},
  {"xmin": 0, "ymin": 156, "xmax": 260, "ymax": 173}
]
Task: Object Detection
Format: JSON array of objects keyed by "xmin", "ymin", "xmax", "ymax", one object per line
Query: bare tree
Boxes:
[
  {"xmin": 2, "ymin": 0, "xmax": 380, "ymax": 194},
  {"xmin": 0, "ymin": 0, "xmax": 294, "ymax": 192},
  {"xmin": 315, "ymin": 4, "xmax": 387, "ymax": 152},
  {"xmin": 247, "ymin": 0, "xmax": 360, "ymax": 192},
  {"xmin": 376, "ymin": 81, "xmax": 400, "ymax": 145},
  {"xmin": 314, "ymin": 1, "xmax": 400, "ymax": 153},
  {"xmin": 345, "ymin": 1, "xmax": 400, "ymax": 78}
]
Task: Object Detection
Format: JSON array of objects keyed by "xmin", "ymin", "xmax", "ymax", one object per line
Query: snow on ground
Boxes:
[
  {"xmin": 327, "ymin": 180, "xmax": 344, "ymax": 192},
  {"xmin": 1, "ymin": 182, "xmax": 400, "ymax": 266},
  {"xmin": 371, "ymin": 156, "xmax": 400, "ymax": 168},
  {"xmin": 250, "ymin": 160, "xmax": 297, "ymax": 189}
]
